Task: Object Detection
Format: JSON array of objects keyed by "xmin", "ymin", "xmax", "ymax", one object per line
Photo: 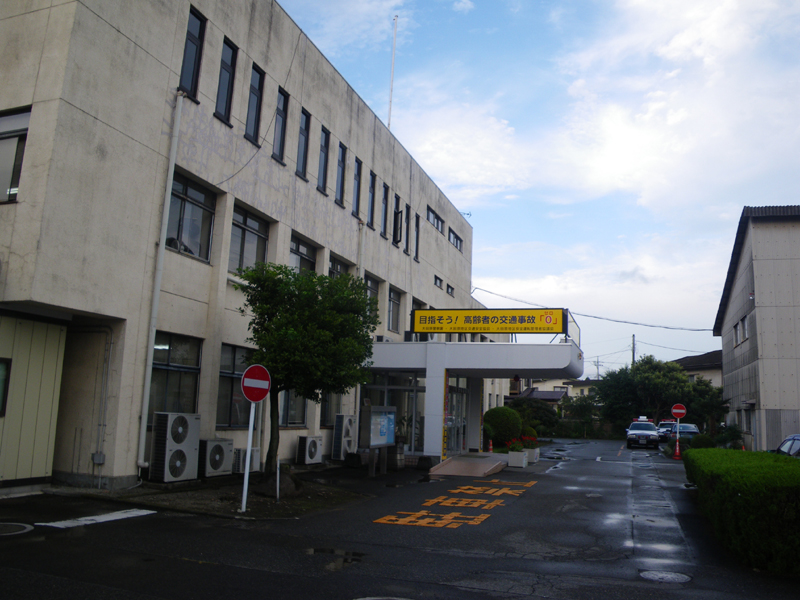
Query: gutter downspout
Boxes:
[{"xmin": 137, "ymin": 91, "xmax": 184, "ymax": 470}]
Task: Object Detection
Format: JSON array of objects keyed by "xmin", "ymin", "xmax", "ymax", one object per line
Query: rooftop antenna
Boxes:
[{"xmin": 388, "ymin": 15, "xmax": 398, "ymax": 130}]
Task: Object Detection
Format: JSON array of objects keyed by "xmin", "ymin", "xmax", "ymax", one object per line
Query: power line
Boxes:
[
  {"xmin": 471, "ymin": 287, "xmax": 713, "ymax": 332},
  {"xmin": 637, "ymin": 341, "xmax": 716, "ymax": 354}
]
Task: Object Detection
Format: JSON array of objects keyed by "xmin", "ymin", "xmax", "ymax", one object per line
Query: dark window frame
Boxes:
[
  {"xmin": 280, "ymin": 390, "xmax": 307, "ymax": 427},
  {"xmin": 403, "ymin": 204, "xmax": 411, "ymax": 253},
  {"xmin": 272, "ymin": 88, "xmax": 289, "ymax": 162},
  {"xmin": 214, "ymin": 37, "xmax": 237, "ymax": 124},
  {"xmin": 427, "ymin": 206, "xmax": 444, "ymax": 234},
  {"xmin": 448, "ymin": 227, "xmax": 463, "ymax": 252},
  {"xmin": 414, "ymin": 213, "xmax": 420, "ymax": 260},
  {"xmin": 216, "ymin": 343, "xmax": 256, "ymax": 428},
  {"xmin": 352, "ymin": 157, "xmax": 362, "ymax": 216},
  {"xmin": 290, "ymin": 235, "xmax": 317, "ymax": 272},
  {"xmin": 0, "ymin": 110, "xmax": 29, "ymax": 204},
  {"xmin": 167, "ymin": 173, "xmax": 216, "ymax": 262},
  {"xmin": 392, "ymin": 194, "xmax": 403, "ymax": 246},
  {"xmin": 366, "ymin": 171, "xmax": 376, "ymax": 227},
  {"xmin": 245, "ymin": 64, "xmax": 264, "ymax": 145},
  {"xmin": 149, "ymin": 331, "xmax": 202, "ymax": 423},
  {"xmin": 228, "ymin": 204, "xmax": 268, "ymax": 272},
  {"xmin": 179, "ymin": 6, "xmax": 206, "ymax": 100},
  {"xmin": 388, "ymin": 288, "xmax": 402, "ymax": 333},
  {"xmin": 296, "ymin": 108, "xmax": 310, "ymax": 178},
  {"xmin": 329, "ymin": 255, "xmax": 349, "ymax": 279},
  {"xmin": 317, "ymin": 127, "xmax": 330, "ymax": 193},
  {"xmin": 447, "ymin": 284, "xmax": 455, "ymax": 297},
  {"xmin": 380, "ymin": 184, "xmax": 389, "ymax": 237},
  {"xmin": 335, "ymin": 143, "xmax": 347, "ymax": 206}
]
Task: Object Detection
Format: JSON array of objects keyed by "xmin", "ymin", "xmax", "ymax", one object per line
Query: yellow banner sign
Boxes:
[{"xmin": 412, "ymin": 309, "xmax": 566, "ymax": 334}]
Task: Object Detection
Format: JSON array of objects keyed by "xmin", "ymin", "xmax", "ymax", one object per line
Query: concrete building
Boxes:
[
  {"xmin": 0, "ymin": 0, "xmax": 581, "ymax": 489},
  {"xmin": 714, "ymin": 206, "xmax": 800, "ymax": 451},
  {"xmin": 672, "ymin": 350, "xmax": 722, "ymax": 388}
]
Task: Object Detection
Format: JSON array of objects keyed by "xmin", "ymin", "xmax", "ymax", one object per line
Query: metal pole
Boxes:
[
  {"xmin": 137, "ymin": 91, "xmax": 184, "ymax": 470},
  {"xmin": 240, "ymin": 402, "xmax": 257, "ymax": 513},
  {"xmin": 387, "ymin": 15, "xmax": 398, "ymax": 129}
]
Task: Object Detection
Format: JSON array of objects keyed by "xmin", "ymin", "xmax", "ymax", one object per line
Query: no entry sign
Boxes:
[
  {"xmin": 672, "ymin": 404, "xmax": 687, "ymax": 419},
  {"xmin": 241, "ymin": 364, "xmax": 271, "ymax": 403}
]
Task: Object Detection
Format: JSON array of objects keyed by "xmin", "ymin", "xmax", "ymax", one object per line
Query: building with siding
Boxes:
[
  {"xmin": 0, "ymin": 0, "xmax": 581, "ymax": 489},
  {"xmin": 714, "ymin": 206, "xmax": 800, "ymax": 451}
]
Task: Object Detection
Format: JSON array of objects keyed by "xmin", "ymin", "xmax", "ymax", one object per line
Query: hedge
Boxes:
[
  {"xmin": 683, "ymin": 448, "xmax": 800, "ymax": 574},
  {"xmin": 483, "ymin": 406, "xmax": 522, "ymax": 446}
]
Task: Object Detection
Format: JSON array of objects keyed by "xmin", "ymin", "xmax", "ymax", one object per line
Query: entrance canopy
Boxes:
[{"xmin": 371, "ymin": 340, "xmax": 583, "ymax": 379}]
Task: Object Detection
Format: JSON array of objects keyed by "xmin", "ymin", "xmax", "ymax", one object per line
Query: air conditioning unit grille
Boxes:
[
  {"xmin": 297, "ymin": 435, "xmax": 323, "ymax": 465},
  {"xmin": 199, "ymin": 439, "xmax": 234, "ymax": 477},
  {"xmin": 332, "ymin": 414, "xmax": 356, "ymax": 460},
  {"xmin": 150, "ymin": 413, "xmax": 200, "ymax": 483}
]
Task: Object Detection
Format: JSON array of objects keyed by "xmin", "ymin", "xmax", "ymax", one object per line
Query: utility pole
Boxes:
[
  {"xmin": 595, "ymin": 357, "xmax": 600, "ymax": 379},
  {"xmin": 632, "ymin": 334, "xmax": 636, "ymax": 365}
]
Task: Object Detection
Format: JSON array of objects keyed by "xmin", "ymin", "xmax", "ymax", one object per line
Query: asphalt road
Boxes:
[{"xmin": 2, "ymin": 439, "xmax": 798, "ymax": 599}]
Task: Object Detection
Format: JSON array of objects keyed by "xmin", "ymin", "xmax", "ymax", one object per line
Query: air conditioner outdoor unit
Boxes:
[
  {"xmin": 199, "ymin": 438, "xmax": 234, "ymax": 477},
  {"xmin": 150, "ymin": 412, "xmax": 200, "ymax": 483},
  {"xmin": 232, "ymin": 447, "xmax": 261, "ymax": 474},
  {"xmin": 296, "ymin": 435, "xmax": 323, "ymax": 465},
  {"xmin": 332, "ymin": 414, "xmax": 356, "ymax": 460}
]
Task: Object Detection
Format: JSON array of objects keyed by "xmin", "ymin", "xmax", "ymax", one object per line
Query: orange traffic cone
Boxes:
[
  {"xmin": 488, "ymin": 439, "xmax": 493, "ymax": 453},
  {"xmin": 672, "ymin": 438, "xmax": 682, "ymax": 460}
]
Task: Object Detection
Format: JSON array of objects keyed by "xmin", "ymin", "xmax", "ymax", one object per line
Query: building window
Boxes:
[
  {"xmin": 0, "ymin": 110, "xmax": 29, "ymax": 203},
  {"xmin": 272, "ymin": 89, "xmax": 289, "ymax": 162},
  {"xmin": 296, "ymin": 109, "xmax": 310, "ymax": 178},
  {"xmin": 448, "ymin": 228, "xmax": 463, "ymax": 252},
  {"xmin": 434, "ymin": 275, "xmax": 443, "ymax": 288},
  {"xmin": 404, "ymin": 204, "xmax": 411, "ymax": 253},
  {"xmin": 229, "ymin": 205, "xmax": 268, "ymax": 272},
  {"xmin": 335, "ymin": 143, "xmax": 347, "ymax": 206},
  {"xmin": 388, "ymin": 288, "xmax": 401, "ymax": 332},
  {"xmin": 365, "ymin": 275, "xmax": 379, "ymax": 316},
  {"xmin": 280, "ymin": 390, "xmax": 306, "ymax": 427},
  {"xmin": 392, "ymin": 195, "xmax": 402, "ymax": 245},
  {"xmin": 414, "ymin": 214, "xmax": 420, "ymax": 260},
  {"xmin": 329, "ymin": 255, "xmax": 348, "ymax": 279},
  {"xmin": 167, "ymin": 173, "xmax": 216, "ymax": 261},
  {"xmin": 317, "ymin": 127, "xmax": 330, "ymax": 193},
  {"xmin": 245, "ymin": 64, "xmax": 264, "ymax": 144},
  {"xmin": 289, "ymin": 235, "xmax": 316, "ymax": 272},
  {"xmin": 741, "ymin": 315, "xmax": 748, "ymax": 341},
  {"xmin": 217, "ymin": 344, "xmax": 253, "ymax": 427},
  {"xmin": 367, "ymin": 172, "xmax": 376, "ymax": 227},
  {"xmin": 733, "ymin": 322, "xmax": 740, "ymax": 346},
  {"xmin": 0, "ymin": 358, "xmax": 10, "ymax": 418},
  {"xmin": 214, "ymin": 38, "xmax": 237, "ymax": 123},
  {"xmin": 149, "ymin": 332, "xmax": 201, "ymax": 423},
  {"xmin": 427, "ymin": 206, "xmax": 444, "ymax": 234},
  {"xmin": 179, "ymin": 7, "xmax": 206, "ymax": 99},
  {"xmin": 380, "ymin": 184, "xmax": 389, "ymax": 237},
  {"xmin": 446, "ymin": 284, "xmax": 454, "ymax": 296},
  {"xmin": 352, "ymin": 158, "xmax": 362, "ymax": 216},
  {"xmin": 320, "ymin": 392, "xmax": 342, "ymax": 428}
]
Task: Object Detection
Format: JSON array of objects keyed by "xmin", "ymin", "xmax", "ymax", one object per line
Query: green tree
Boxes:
[
  {"xmin": 632, "ymin": 355, "xmax": 691, "ymax": 423},
  {"xmin": 687, "ymin": 377, "xmax": 725, "ymax": 436},
  {"xmin": 236, "ymin": 263, "xmax": 379, "ymax": 473},
  {"xmin": 507, "ymin": 397, "xmax": 558, "ymax": 433},
  {"xmin": 563, "ymin": 394, "xmax": 596, "ymax": 424},
  {"xmin": 597, "ymin": 365, "xmax": 639, "ymax": 432}
]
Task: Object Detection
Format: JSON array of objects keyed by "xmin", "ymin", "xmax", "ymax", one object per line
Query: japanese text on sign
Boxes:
[{"xmin": 412, "ymin": 309, "xmax": 566, "ymax": 334}]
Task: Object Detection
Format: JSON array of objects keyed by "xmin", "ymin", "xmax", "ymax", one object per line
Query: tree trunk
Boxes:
[{"xmin": 266, "ymin": 385, "xmax": 281, "ymax": 474}]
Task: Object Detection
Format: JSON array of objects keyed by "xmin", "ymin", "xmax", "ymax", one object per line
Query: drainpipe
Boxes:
[{"xmin": 137, "ymin": 91, "xmax": 184, "ymax": 470}]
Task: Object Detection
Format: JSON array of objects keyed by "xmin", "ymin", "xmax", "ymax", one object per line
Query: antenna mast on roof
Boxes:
[{"xmin": 387, "ymin": 15, "xmax": 398, "ymax": 130}]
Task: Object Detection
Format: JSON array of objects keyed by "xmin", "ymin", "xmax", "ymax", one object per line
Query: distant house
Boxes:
[
  {"xmin": 672, "ymin": 350, "xmax": 722, "ymax": 388},
  {"xmin": 505, "ymin": 387, "xmax": 568, "ymax": 410},
  {"xmin": 714, "ymin": 206, "xmax": 800, "ymax": 451}
]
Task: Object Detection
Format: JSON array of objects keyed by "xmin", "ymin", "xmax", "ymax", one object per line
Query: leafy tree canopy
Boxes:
[
  {"xmin": 507, "ymin": 397, "xmax": 558, "ymax": 432},
  {"xmin": 236, "ymin": 263, "xmax": 379, "ymax": 472}
]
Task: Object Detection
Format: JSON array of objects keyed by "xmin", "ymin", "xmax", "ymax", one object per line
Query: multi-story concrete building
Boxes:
[
  {"xmin": 1, "ymin": 0, "xmax": 581, "ymax": 490},
  {"xmin": 714, "ymin": 206, "xmax": 800, "ymax": 451}
]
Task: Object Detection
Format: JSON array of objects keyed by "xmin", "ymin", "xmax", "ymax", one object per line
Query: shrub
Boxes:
[
  {"xmin": 483, "ymin": 406, "xmax": 522, "ymax": 446},
  {"xmin": 522, "ymin": 426, "xmax": 538, "ymax": 438},
  {"xmin": 691, "ymin": 433, "xmax": 714, "ymax": 449},
  {"xmin": 715, "ymin": 424, "xmax": 743, "ymax": 449},
  {"xmin": 682, "ymin": 448, "xmax": 800, "ymax": 574}
]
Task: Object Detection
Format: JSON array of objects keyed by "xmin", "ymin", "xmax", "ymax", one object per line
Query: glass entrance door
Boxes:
[{"xmin": 445, "ymin": 381, "xmax": 467, "ymax": 456}]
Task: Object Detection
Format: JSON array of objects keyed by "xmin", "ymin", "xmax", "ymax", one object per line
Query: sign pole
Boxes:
[{"xmin": 240, "ymin": 401, "xmax": 256, "ymax": 513}]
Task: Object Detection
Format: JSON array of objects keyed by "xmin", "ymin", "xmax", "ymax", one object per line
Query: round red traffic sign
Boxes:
[
  {"xmin": 241, "ymin": 364, "xmax": 271, "ymax": 403},
  {"xmin": 672, "ymin": 404, "xmax": 687, "ymax": 419}
]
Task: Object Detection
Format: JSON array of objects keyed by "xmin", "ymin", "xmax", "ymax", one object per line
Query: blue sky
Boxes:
[{"xmin": 278, "ymin": 0, "xmax": 800, "ymax": 376}]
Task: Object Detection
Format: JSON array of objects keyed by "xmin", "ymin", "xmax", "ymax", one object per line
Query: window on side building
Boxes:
[
  {"xmin": 296, "ymin": 109, "xmax": 310, "ymax": 178},
  {"xmin": 380, "ymin": 184, "xmax": 389, "ymax": 237},
  {"xmin": 392, "ymin": 195, "xmax": 402, "ymax": 246},
  {"xmin": 179, "ymin": 7, "xmax": 206, "ymax": 100},
  {"xmin": 317, "ymin": 127, "xmax": 330, "ymax": 193},
  {"xmin": 272, "ymin": 89, "xmax": 289, "ymax": 162},
  {"xmin": 427, "ymin": 206, "xmax": 444, "ymax": 234},
  {"xmin": 329, "ymin": 255, "xmax": 349, "ymax": 279},
  {"xmin": 447, "ymin": 284, "xmax": 454, "ymax": 296},
  {"xmin": 335, "ymin": 143, "xmax": 347, "ymax": 206},
  {"xmin": 149, "ymin": 332, "xmax": 201, "ymax": 424},
  {"xmin": 403, "ymin": 204, "xmax": 411, "ymax": 253},
  {"xmin": 414, "ymin": 213, "xmax": 420, "ymax": 260},
  {"xmin": 214, "ymin": 38, "xmax": 237, "ymax": 124},
  {"xmin": 244, "ymin": 64, "xmax": 264, "ymax": 144},
  {"xmin": 320, "ymin": 392, "xmax": 342, "ymax": 428},
  {"xmin": 365, "ymin": 275, "xmax": 379, "ymax": 316},
  {"xmin": 228, "ymin": 205, "xmax": 268, "ymax": 272},
  {"xmin": 0, "ymin": 358, "xmax": 10, "ymax": 417},
  {"xmin": 448, "ymin": 228, "xmax": 463, "ymax": 252},
  {"xmin": 0, "ymin": 110, "xmax": 29, "ymax": 203},
  {"xmin": 280, "ymin": 390, "xmax": 306, "ymax": 427},
  {"xmin": 388, "ymin": 288, "xmax": 402, "ymax": 332},
  {"xmin": 352, "ymin": 158, "xmax": 362, "ymax": 216},
  {"xmin": 289, "ymin": 235, "xmax": 316, "ymax": 272},
  {"xmin": 366, "ymin": 172, "xmax": 376, "ymax": 227},
  {"xmin": 217, "ymin": 344, "xmax": 254, "ymax": 427},
  {"xmin": 167, "ymin": 173, "xmax": 216, "ymax": 261}
]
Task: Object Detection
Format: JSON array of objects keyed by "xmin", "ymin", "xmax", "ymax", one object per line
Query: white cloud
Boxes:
[{"xmin": 452, "ymin": 0, "xmax": 475, "ymax": 14}]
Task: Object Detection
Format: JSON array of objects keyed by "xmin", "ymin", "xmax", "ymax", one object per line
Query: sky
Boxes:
[{"xmin": 277, "ymin": 0, "xmax": 800, "ymax": 377}]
